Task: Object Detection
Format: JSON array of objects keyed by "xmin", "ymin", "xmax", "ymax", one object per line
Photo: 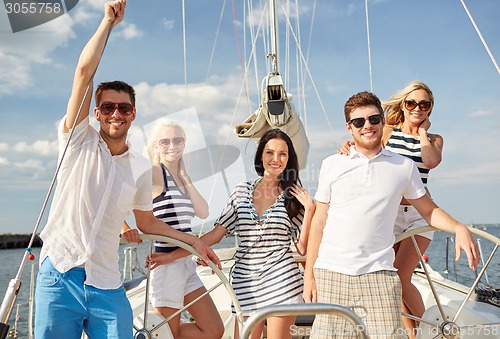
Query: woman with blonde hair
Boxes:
[
  {"xmin": 123, "ymin": 119, "xmax": 223, "ymax": 339},
  {"xmin": 383, "ymin": 80, "xmax": 443, "ymax": 338}
]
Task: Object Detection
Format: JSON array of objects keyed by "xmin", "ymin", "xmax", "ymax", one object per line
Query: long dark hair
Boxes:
[{"xmin": 254, "ymin": 129, "xmax": 302, "ymax": 218}]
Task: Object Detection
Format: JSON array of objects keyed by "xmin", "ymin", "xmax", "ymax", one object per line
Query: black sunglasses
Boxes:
[
  {"xmin": 98, "ymin": 102, "xmax": 134, "ymax": 116},
  {"xmin": 404, "ymin": 100, "xmax": 432, "ymax": 111},
  {"xmin": 158, "ymin": 137, "xmax": 185, "ymax": 146},
  {"xmin": 348, "ymin": 114, "xmax": 383, "ymax": 128}
]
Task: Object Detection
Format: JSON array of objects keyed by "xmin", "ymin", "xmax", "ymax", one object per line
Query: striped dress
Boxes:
[
  {"xmin": 216, "ymin": 179, "xmax": 304, "ymax": 314},
  {"xmin": 385, "ymin": 128, "xmax": 430, "ymax": 186},
  {"xmin": 152, "ymin": 163, "xmax": 195, "ymax": 252}
]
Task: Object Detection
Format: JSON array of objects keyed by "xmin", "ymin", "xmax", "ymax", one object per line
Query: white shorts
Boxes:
[
  {"xmin": 149, "ymin": 256, "xmax": 204, "ymax": 309},
  {"xmin": 393, "ymin": 205, "xmax": 434, "ymax": 240}
]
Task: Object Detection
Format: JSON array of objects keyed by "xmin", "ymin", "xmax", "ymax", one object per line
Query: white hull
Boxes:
[{"xmin": 126, "ymin": 245, "xmax": 500, "ymax": 339}]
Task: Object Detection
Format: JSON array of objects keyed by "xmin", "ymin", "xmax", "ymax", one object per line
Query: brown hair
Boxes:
[
  {"xmin": 95, "ymin": 80, "xmax": 136, "ymax": 106},
  {"xmin": 254, "ymin": 129, "xmax": 302, "ymax": 218},
  {"xmin": 344, "ymin": 91, "xmax": 383, "ymax": 122}
]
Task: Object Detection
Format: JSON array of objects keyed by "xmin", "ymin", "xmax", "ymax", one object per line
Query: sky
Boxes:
[{"xmin": 0, "ymin": 0, "xmax": 499, "ymax": 235}]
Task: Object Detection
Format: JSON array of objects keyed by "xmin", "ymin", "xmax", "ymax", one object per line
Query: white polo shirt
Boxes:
[
  {"xmin": 314, "ymin": 147, "xmax": 426, "ymax": 275},
  {"xmin": 40, "ymin": 116, "xmax": 153, "ymax": 289}
]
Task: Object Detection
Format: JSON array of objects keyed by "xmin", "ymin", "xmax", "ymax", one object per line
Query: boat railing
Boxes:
[{"xmin": 239, "ymin": 303, "xmax": 368, "ymax": 339}]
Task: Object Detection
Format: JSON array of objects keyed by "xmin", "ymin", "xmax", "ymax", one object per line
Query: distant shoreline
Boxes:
[
  {"xmin": 0, "ymin": 234, "xmax": 42, "ymax": 249},
  {"xmin": 1, "ymin": 223, "xmax": 498, "ymax": 250}
]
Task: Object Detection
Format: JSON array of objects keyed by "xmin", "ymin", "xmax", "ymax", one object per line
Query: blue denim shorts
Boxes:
[{"xmin": 35, "ymin": 257, "xmax": 133, "ymax": 339}]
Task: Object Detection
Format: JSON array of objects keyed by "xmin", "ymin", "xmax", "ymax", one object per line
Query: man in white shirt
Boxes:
[
  {"xmin": 34, "ymin": 1, "xmax": 219, "ymax": 338},
  {"xmin": 303, "ymin": 91, "xmax": 479, "ymax": 338}
]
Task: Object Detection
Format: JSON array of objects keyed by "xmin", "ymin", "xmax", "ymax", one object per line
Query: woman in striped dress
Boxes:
[
  {"xmin": 202, "ymin": 129, "xmax": 315, "ymax": 339},
  {"xmin": 123, "ymin": 119, "xmax": 223, "ymax": 339}
]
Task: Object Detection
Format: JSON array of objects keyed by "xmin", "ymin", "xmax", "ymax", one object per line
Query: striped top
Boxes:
[
  {"xmin": 385, "ymin": 128, "xmax": 430, "ymax": 187},
  {"xmin": 216, "ymin": 179, "xmax": 304, "ymax": 314},
  {"xmin": 153, "ymin": 163, "xmax": 195, "ymax": 252}
]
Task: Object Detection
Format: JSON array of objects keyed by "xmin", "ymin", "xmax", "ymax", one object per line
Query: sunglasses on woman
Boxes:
[
  {"xmin": 348, "ymin": 114, "xmax": 383, "ymax": 128},
  {"xmin": 158, "ymin": 137, "xmax": 185, "ymax": 146},
  {"xmin": 98, "ymin": 102, "xmax": 134, "ymax": 116},
  {"xmin": 404, "ymin": 100, "xmax": 432, "ymax": 111}
]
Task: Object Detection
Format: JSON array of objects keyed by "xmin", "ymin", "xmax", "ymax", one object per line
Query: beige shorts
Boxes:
[
  {"xmin": 312, "ymin": 269, "xmax": 405, "ymax": 338},
  {"xmin": 394, "ymin": 205, "xmax": 434, "ymax": 240},
  {"xmin": 149, "ymin": 256, "xmax": 204, "ymax": 309}
]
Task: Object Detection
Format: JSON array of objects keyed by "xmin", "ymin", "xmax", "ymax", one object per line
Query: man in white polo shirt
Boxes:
[
  {"xmin": 34, "ymin": 1, "xmax": 219, "ymax": 339},
  {"xmin": 303, "ymin": 91, "xmax": 479, "ymax": 338}
]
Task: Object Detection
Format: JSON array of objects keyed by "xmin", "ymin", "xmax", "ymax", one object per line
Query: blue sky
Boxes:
[{"xmin": 0, "ymin": 0, "xmax": 499, "ymax": 235}]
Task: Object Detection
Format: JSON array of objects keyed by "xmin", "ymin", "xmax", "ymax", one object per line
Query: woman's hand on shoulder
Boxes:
[{"xmin": 337, "ymin": 140, "xmax": 353, "ymax": 155}]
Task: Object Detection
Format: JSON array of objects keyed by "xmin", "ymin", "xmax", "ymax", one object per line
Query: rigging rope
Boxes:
[
  {"xmin": 459, "ymin": 0, "xmax": 500, "ymax": 77},
  {"xmin": 278, "ymin": 2, "xmax": 333, "ymax": 138},
  {"xmin": 205, "ymin": 0, "xmax": 227, "ymax": 81},
  {"xmin": 365, "ymin": 0, "xmax": 373, "ymax": 92},
  {"xmin": 182, "ymin": 0, "xmax": 188, "ymax": 102}
]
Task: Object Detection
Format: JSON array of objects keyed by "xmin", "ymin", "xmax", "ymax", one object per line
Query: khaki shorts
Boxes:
[
  {"xmin": 311, "ymin": 269, "xmax": 407, "ymax": 338},
  {"xmin": 149, "ymin": 256, "xmax": 204, "ymax": 309}
]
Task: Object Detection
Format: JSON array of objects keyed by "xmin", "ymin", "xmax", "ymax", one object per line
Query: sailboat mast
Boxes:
[{"xmin": 269, "ymin": 0, "xmax": 279, "ymax": 74}]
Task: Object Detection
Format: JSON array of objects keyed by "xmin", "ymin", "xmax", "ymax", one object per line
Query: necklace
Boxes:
[{"xmin": 251, "ymin": 178, "xmax": 283, "ymax": 225}]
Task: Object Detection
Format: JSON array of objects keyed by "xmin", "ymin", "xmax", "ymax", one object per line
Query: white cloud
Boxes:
[
  {"xmin": 116, "ymin": 23, "xmax": 144, "ymax": 40},
  {"xmin": 469, "ymin": 110, "xmax": 492, "ymax": 117},
  {"xmin": 0, "ymin": 52, "xmax": 31, "ymax": 95},
  {"xmin": 133, "ymin": 75, "xmax": 249, "ymax": 124},
  {"xmin": 0, "ymin": 7, "xmax": 76, "ymax": 95},
  {"xmin": 12, "ymin": 140, "xmax": 58, "ymax": 156},
  {"xmin": 14, "ymin": 159, "xmax": 45, "ymax": 169},
  {"xmin": 0, "ymin": 157, "xmax": 8, "ymax": 165},
  {"xmin": 0, "ymin": 143, "xmax": 9, "ymax": 152},
  {"xmin": 72, "ymin": 4, "xmax": 100, "ymax": 24}
]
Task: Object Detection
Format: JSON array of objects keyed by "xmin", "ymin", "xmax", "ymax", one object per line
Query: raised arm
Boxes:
[
  {"xmin": 418, "ymin": 118, "xmax": 443, "ymax": 169},
  {"xmin": 65, "ymin": 0, "xmax": 127, "ymax": 132}
]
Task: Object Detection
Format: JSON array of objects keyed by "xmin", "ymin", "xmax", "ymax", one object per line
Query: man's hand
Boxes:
[
  {"xmin": 303, "ymin": 275, "xmax": 317, "ymax": 303},
  {"xmin": 455, "ymin": 225, "xmax": 480, "ymax": 270},
  {"xmin": 105, "ymin": 0, "xmax": 127, "ymax": 27},
  {"xmin": 121, "ymin": 228, "xmax": 142, "ymax": 244}
]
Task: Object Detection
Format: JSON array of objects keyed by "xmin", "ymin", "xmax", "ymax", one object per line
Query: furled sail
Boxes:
[{"xmin": 234, "ymin": 72, "xmax": 309, "ymax": 170}]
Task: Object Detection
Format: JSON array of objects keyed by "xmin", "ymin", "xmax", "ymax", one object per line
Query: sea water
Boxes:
[{"xmin": 1, "ymin": 226, "xmax": 499, "ymax": 337}]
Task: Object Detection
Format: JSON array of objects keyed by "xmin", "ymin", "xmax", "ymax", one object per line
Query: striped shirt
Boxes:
[
  {"xmin": 385, "ymin": 128, "xmax": 430, "ymax": 187},
  {"xmin": 216, "ymin": 179, "xmax": 304, "ymax": 314},
  {"xmin": 153, "ymin": 163, "xmax": 195, "ymax": 252}
]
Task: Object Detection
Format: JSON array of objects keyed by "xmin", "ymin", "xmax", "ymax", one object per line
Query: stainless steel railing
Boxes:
[{"xmin": 239, "ymin": 303, "xmax": 368, "ymax": 339}]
